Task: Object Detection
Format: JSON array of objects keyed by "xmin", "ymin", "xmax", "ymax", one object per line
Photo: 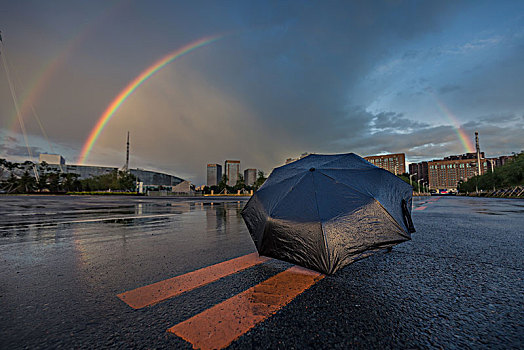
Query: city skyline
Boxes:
[{"xmin": 1, "ymin": 1, "xmax": 523, "ymax": 184}]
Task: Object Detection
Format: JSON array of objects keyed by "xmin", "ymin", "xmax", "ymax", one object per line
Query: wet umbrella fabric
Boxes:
[{"xmin": 241, "ymin": 153, "xmax": 415, "ymax": 275}]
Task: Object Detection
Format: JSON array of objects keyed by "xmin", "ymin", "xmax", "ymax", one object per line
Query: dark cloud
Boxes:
[
  {"xmin": 438, "ymin": 84, "xmax": 461, "ymax": 94},
  {"xmin": 478, "ymin": 113, "xmax": 524, "ymax": 125},
  {"xmin": 325, "ymin": 107, "xmax": 521, "ymax": 162},
  {"xmin": 371, "ymin": 111, "xmax": 430, "ymax": 132},
  {"xmin": 0, "ymin": 143, "xmax": 42, "ymax": 158}
]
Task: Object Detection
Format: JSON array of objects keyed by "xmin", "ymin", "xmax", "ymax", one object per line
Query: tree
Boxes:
[
  {"xmin": 61, "ymin": 173, "xmax": 82, "ymax": 192},
  {"xmin": 4, "ymin": 173, "xmax": 19, "ymax": 193},
  {"xmin": 36, "ymin": 161, "xmax": 50, "ymax": 192},
  {"xmin": 397, "ymin": 174, "xmax": 418, "ymax": 192},
  {"xmin": 48, "ymin": 172, "xmax": 61, "ymax": 192},
  {"xmin": 78, "ymin": 170, "xmax": 137, "ymax": 192},
  {"xmin": 18, "ymin": 171, "xmax": 36, "ymax": 193},
  {"xmin": 117, "ymin": 171, "xmax": 137, "ymax": 191},
  {"xmin": 233, "ymin": 174, "xmax": 245, "ymax": 191},
  {"xmin": 218, "ymin": 174, "xmax": 228, "ymax": 192},
  {"xmin": 254, "ymin": 171, "xmax": 267, "ymax": 190}
]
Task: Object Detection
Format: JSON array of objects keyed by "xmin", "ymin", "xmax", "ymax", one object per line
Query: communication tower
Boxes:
[
  {"xmin": 123, "ymin": 131, "xmax": 130, "ymax": 172},
  {"xmin": 475, "ymin": 131, "xmax": 482, "ymax": 176}
]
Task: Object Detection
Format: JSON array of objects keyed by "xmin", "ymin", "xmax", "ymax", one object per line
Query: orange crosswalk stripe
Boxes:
[
  {"xmin": 168, "ymin": 265, "xmax": 324, "ymax": 350},
  {"xmin": 117, "ymin": 253, "xmax": 270, "ymax": 309},
  {"xmin": 414, "ymin": 206, "xmax": 427, "ymax": 211}
]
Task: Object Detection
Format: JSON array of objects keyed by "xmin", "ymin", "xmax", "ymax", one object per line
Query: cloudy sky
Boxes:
[{"xmin": 1, "ymin": 0, "xmax": 523, "ymax": 184}]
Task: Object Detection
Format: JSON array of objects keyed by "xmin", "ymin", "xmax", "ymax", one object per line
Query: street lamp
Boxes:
[
  {"xmin": 417, "ymin": 179, "xmax": 423, "ymax": 195},
  {"xmin": 475, "ymin": 171, "xmax": 479, "ymax": 194},
  {"xmin": 409, "ymin": 173, "xmax": 417, "ymax": 188},
  {"xmin": 470, "ymin": 162, "xmax": 479, "ymax": 194}
]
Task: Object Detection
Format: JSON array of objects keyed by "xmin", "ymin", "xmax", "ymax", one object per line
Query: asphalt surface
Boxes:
[{"xmin": 0, "ymin": 195, "xmax": 522, "ymax": 349}]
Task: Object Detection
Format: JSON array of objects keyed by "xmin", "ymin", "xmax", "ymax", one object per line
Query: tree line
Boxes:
[
  {"xmin": 458, "ymin": 152, "xmax": 523, "ymax": 193},
  {"xmin": 0, "ymin": 159, "xmax": 137, "ymax": 194}
]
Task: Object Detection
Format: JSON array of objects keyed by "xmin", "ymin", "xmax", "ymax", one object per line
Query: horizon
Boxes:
[{"xmin": 4, "ymin": 144, "xmax": 520, "ymax": 188}]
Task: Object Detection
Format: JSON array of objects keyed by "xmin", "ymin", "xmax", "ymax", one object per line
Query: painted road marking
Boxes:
[
  {"xmin": 117, "ymin": 253, "xmax": 270, "ymax": 309},
  {"xmin": 414, "ymin": 196, "xmax": 441, "ymax": 210},
  {"xmin": 168, "ymin": 265, "xmax": 324, "ymax": 350}
]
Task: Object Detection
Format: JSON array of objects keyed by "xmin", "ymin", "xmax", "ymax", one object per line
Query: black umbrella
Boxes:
[{"xmin": 241, "ymin": 153, "xmax": 415, "ymax": 274}]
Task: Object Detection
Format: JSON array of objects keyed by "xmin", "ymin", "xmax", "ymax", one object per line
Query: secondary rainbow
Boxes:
[
  {"xmin": 78, "ymin": 35, "xmax": 221, "ymax": 164},
  {"xmin": 5, "ymin": 1, "xmax": 124, "ymax": 139},
  {"xmin": 433, "ymin": 96, "xmax": 475, "ymax": 153}
]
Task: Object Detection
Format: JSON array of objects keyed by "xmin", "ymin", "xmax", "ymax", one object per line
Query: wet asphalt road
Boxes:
[{"xmin": 0, "ymin": 195, "xmax": 523, "ymax": 349}]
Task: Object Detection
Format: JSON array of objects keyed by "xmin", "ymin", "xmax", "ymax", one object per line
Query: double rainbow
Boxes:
[
  {"xmin": 4, "ymin": 1, "xmax": 123, "ymax": 142},
  {"xmin": 77, "ymin": 35, "xmax": 221, "ymax": 164},
  {"xmin": 433, "ymin": 97, "xmax": 475, "ymax": 153}
]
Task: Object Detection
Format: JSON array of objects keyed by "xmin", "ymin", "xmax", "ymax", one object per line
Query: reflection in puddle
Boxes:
[{"xmin": 0, "ymin": 198, "xmax": 249, "ymax": 245}]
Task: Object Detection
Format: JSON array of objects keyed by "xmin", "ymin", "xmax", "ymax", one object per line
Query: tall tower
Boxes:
[
  {"xmin": 123, "ymin": 131, "xmax": 130, "ymax": 172},
  {"xmin": 475, "ymin": 131, "xmax": 482, "ymax": 176}
]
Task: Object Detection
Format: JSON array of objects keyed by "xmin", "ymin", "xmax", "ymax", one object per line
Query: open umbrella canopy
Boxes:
[{"xmin": 241, "ymin": 153, "xmax": 415, "ymax": 275}]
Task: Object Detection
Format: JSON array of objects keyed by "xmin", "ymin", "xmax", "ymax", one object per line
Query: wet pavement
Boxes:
[{"xmin": 1, "ymin": 195, "xmax": 523, "ymax": 349}]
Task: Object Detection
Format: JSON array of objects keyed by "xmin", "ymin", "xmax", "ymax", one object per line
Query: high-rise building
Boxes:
[
  {"xmin": 206, "ymin": 164, "xmax": 222, "ymax": 187},
  {"xmin": 428, "ymin": 158, "xmax": 488, "ymax": 190},
  {"xmin": 244, "ymin": 168, "xmax": 257, "ymax": 186},
  {"xmin": 364, "ymin": 153, "xmax": 406, "ymax": 175},
  {"xmin": 224, "ymin": 160, "xmax": 240, "ymax": 187},
  {"xmin": 408, "ymin": 161, "xmax": 429, "ymax": 185},
  {"xmin": 494, "ymin": 155, "xmax": 514, "ymax": 167},
  {"xmin": 409, "ymin": 131, "xmax": 514, "ymax": 190}
]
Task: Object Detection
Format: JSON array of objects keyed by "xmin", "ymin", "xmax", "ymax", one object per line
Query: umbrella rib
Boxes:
[
  {"xmin": 316, "ymin": 171, "xmax": 375, "ymax": 199},
  {"xmin": 258, "ymin": 171, "xmax": 307, "ymax": 192},
  {"xmin": 373, "ymin": 199, "xmax": 410, "ymax": 238},
  {"xmin": 311, "ymin": 171, "xmax": 331, "ymax": 272},
  {"xmin": 317, "ymin": 171, "xmax": 409, "ymax": 234},
  {"xmin": 266, "ymin": 172, "xmax": 309, "ymax": 216},
  {"xmin": 320, "ymin": 171, "xmax": 411, "ymax": 235},
  {"xmin": 314, "ymin": 168, "xmax": 378, "ymax": 171}
]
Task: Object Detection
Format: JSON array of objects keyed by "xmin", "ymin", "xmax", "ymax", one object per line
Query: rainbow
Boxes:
[
  {"xmin": 433, "ymin": 96, "xmax": 475, "ymax": 153},
  {"xmin": 77, "ymin": 35, "xmax": 221, "ymax": 164},
  {"xmin": 4, "ymin": 1, "xmax": 124, "ymax": 141}
]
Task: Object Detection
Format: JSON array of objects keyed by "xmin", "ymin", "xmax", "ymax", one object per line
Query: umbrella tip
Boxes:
[{"xmin": 309, "ymin": 167, "xmax": 315, "ymax": 172}]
